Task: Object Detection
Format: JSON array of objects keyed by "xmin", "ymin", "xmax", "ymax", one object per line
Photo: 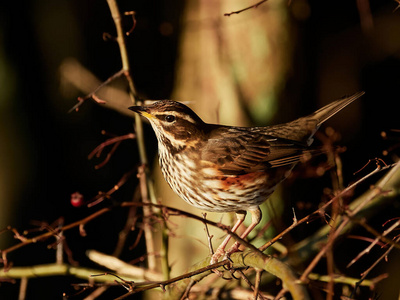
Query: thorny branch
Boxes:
[
  {"xmin": 298, "ymin": 162, "xmax": 400, "ymax": 285},
  {"xmin": 259, "ymin": 162, "xmax": 398, "ymax": 252},
  {"xmin": 1, "ymin": 161, "xmax": 399, "ymax": 299},
  {"xmin": 347, "ymin": 218, "xmax": 400, "ymax": 268}
]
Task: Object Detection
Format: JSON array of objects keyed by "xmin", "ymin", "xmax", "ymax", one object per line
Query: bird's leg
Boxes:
[
  {"xmin": 210, "ymin": 210, "xmax": 246, "ymax": 265},
  {"xmin": 226, "ymin": 207, "xmax": 262, "ymax": 257}
]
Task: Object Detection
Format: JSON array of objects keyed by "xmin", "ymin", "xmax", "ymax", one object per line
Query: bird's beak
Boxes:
[{"xmin": 128, "ymin": 106, "xmax": 155, "ymax": 120}]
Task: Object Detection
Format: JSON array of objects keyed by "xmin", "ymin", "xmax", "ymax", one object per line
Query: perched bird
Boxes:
[{"xmin": 129, "ymin": 91, "xmax": 364, "ymax": 263}]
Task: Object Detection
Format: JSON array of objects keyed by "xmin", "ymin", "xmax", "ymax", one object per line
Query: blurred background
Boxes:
[{"xmin": 1, "ymin": 0, "xmax": 400, "ymax": 299}]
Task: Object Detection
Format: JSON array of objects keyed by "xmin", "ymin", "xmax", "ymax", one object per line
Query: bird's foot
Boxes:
[
  {"xmin": 210, "ymin": 247, "xmax": 225, "ymax": 265},
  {"xmin": 210, "ymin": 242, "xmax": 243, "ymax": 277},
  {"xmin": 210, "ymin": 248, "xmax": 229, "ymax": 277},
  {"xmin": 225, "ymin": 242, "xmax": 241, "ymax": 258}
]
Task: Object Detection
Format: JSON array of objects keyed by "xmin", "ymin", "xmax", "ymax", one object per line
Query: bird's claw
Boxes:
[
  {"xmin": 210, "ymin": 246, "xmax": 242, "ymax": 278},
  {"xmin": 210, "ymin": 247, "xmax": 225, "ymax": 265}
]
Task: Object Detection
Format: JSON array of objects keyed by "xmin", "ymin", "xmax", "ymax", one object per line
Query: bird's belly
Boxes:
[{"xmin": 159, "ymin": 153, "xmax": 291, "ymax": 212}]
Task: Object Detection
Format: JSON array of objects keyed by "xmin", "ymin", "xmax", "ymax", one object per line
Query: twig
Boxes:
[
  {"xmin": 290, "ymin": 161, "xmax": 400, "ymax": 272},
  {"xmin": 254, "ymin": 269, "xmax": 263, "ymax": 300},
  {"xmin": 202, "ymin": 213, "xmax": 215, "ymax": 256},
  {"xmin": 87, "ymin": 169, "xmax": 135, "ymax": 207},
  {"xmin": 88, "ymin": 133, "xmax": 136, "ymax": 169},
  {"xmin": 115, "ymin": 259, "xmax": 231, "ymax": 299},
  {"xmin": 68, "ymin": 69, "xmax": 125, "ymax": 113},
  {"xmin": 1, "ymin": 207, "xmax": 112, "ymax": 267},
  {"xmin": 259, "ymin": 207, "xmax": 297, "ymax": 251},
  {"xmin": 137, "ymin": 164, "xmax": 157, "ymax": 271},
  {"xmin": 259, "ymin": 162, "xmax": 398, "ymax": 252},
  {"xmin": 87, "ymin": 250, "xmax": 163, "ymax": 282},
  {"xmin": 112, "ymin": 187, "xmax": 140, "ymax": 257},
  {"xmin": 326, "ymin": 151, "xmax": 344, "ymax": 300},
  {"xmin": 84, "ymin": 286, "xmax": 109, "ymax": 300},
  {"xmin": 274, "ymin": 288, "xmax": 288, "ymax": 300},
  {"xmin": 1, "ymin": 200, "xmax": 244, "ymax": 270},
  {"xmin": 299, "ymin": 162, "xmax": 400, "ymax": 283},
  {"xmin": 0, "ymin": 263, "xmax": 140, "ymax": 283},
  {"xmin": 3, "ymin": 160, "xmax": 398, "ymax": 275},
  {"xmin": 224, "ymin": 0, "xmax": 269, "ymax": 16},
  {"xmin": 352, "ymin": 235, "xmax": 400, "ymax": 297},
  {"xmin": 353, "ymin": 218, "xmax": 400, "ymax": 250},
  {"xmin": 347, "ymin": 219, "xmax": 400, "ymax": 268},
  {"xmin": 18, "ymin": 277, "xmax": 28, "ymax": 300},
  {"xmin": 232, "ymin": 268, "xmax": 267, "ymax": 300},
  {"xmin": 124, "ymin": 11, "xmax": 137, "ymax": 36},
  {"xmin": 307, "ymin": 273, "xmax": 376, "ymax": 287},
  {"xmin": 56, "ymin": 219, "xmax": 64, "ymax": 265},
  {"xmin": 180, "ymin": 279, "xmax": 196, "ymax": 300}
]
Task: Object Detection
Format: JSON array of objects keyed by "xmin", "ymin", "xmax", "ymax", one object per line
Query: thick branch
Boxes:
[
  {"xmin": 163, "ymin": 251, "xmax": 310, "ymax": 300},
  {"xmin": 0, "ymin": 263, "xmax": 137, "ymax": 283}
]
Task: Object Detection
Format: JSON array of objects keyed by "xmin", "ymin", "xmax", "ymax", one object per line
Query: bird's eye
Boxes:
[{"xmin": 165, "ymin": 115, "xmax": 176, "ymax": 123}]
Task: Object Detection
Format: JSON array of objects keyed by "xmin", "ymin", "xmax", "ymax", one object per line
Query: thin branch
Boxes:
[
  {"xmin": 124, "ymin": 11, "xmax": 137, "ymax": 36},
  {"xmin": 307, "ymin": 272, "xmax": 376, "ymax": 287},
  {"xmin": 88, "ymin": 133, "xmax": 136, "ymax": 169},
  {"xmin": 224, "ymin": 0, "xmax": 269, "ymax": 16},
  {"xmin": 0, "ymin": 263, "xmax": 140, "ymax": 283},
  {"xmin": 112, "ymin": 187, "xmax": 140, "ymax": 257},
  {"xmin": 3, "ymin": 161, "xmax": 398, "ymax": 272},
  {"xmin": 68, "ymin": 69, "xmax": 125, "ymax": 113},
  {"xmin": 18, "ymin": 277, "xmax": 28, "ymax": 300},
  {"xmin": 87, "ymin": 250, "xmax": 163, "ymax": 282},
  {"xmin": 87, "ymin": 169, "xmax": 135, "ymax": 207},
  {"xmin": 260, "ymin": 162, "xmax": 399, "ymax": 252},
  {"xmin": 299, "ymin": 162, "xmax": 400, "ymax": 283},
  {"xmin": 202, "ymin": 213, "xmax": 215, "ymax": 256},
  {"xmin": 137, "ymin": 164, "xmax": 157, "ymax": 271},
  {"xmin": 353, "ymin": 218, "xmax": 400, "ymax": 250},
  {"xmin": 347, "ymin": 219, "xmax": 400, "ymax": 268},
  {"xmin": 1, "ymin": 207, "xmax": 111, "ymax": 267},
  {"xmin": 352, "ymin": 235, "xmax": 400, "ymax": 297}
]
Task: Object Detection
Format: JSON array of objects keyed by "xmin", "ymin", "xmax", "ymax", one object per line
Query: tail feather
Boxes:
[
  {"xmin": 313, "ymin": 91, "xmax": 365, "ymax": 127},
  {"xmin": 303, "ymin": 91, "xmax": 364, "ymax": 145},
  {"xmin": 267, "ymin": 91, "xmax": 364, "ymax": 145}
]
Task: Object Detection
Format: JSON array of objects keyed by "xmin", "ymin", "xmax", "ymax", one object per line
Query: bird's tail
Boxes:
[
  {"xmin": 312, "ymin": 91, "xmax": 365, "ymax": 127},
  {"xmin": 268, "ymin": 91, "xmax": 364, "ymax": 145},
  {"xmin": 301, "ymin": 91, "xmax": 364, "ymax": 145}
]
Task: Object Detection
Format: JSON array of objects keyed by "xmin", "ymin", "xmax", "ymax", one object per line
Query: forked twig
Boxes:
[
  {"xmin": 347, "ymin": 219, "xmax": 400, "ymax": 268},
  {"xmin": 88, "ymin": 133, "xmax": 136, "ymax": 169},
  {"xmin": 260, "ymin": 162, "xmax": 398, "ymax": 252},
  {"xmin": 299, "ymin": 162, "xmax": 400, "ymax": 283},
  {"xmin": 351, "ymin": 235, "xmax": 400, "ymax": 298},
  {"xmin": 68, "ymin": 69, "xmax": 125, "ymax": 113}
]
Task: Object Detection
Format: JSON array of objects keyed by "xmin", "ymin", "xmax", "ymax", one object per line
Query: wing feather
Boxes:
[{"xmin": 201, "ymin": 127, "xmax": 317, "ymax": 175}]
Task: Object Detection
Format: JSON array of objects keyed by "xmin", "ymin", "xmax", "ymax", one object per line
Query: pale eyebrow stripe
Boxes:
[{"xmin": 155, "ymin": 112, "xmax": 196, "ymax": 123}]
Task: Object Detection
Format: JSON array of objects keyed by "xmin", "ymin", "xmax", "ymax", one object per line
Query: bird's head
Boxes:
[{"xmin": 129, "ymin": 100, "xmax": 206, "ymax": 152}]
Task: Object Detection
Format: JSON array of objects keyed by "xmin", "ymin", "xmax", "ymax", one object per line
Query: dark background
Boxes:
[{"xmin": 0, "ymin": 0, "xmax": 399, "ymax": 299}]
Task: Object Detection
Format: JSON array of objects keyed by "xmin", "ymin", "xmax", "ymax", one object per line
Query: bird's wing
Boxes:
[{"xmin": 201, "ymin": 127, "xmax": 316, "ymax": 175}]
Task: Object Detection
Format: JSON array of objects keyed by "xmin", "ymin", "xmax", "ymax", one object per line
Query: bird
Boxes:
[{"xmin": 129, "ymin": 91, "xmax": 364, "ymax": 263}]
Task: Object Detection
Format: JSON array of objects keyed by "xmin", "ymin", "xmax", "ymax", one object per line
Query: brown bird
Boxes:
[{"xmin": 129, "ymin": 91, "xmax": 364, "ymax": 263}]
